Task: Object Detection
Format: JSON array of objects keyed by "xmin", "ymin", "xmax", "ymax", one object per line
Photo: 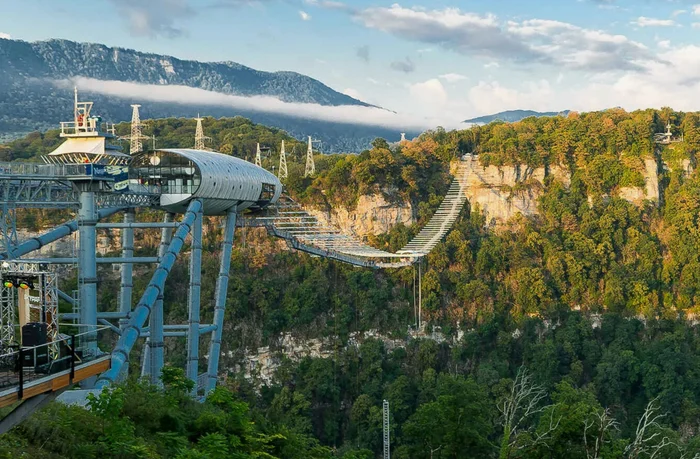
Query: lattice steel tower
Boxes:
[
  {"xmin": 129, "ymin": 105, "xmax": 144, "ymax": 154},
  {"xmin": 255, "ymin": 143, "xmax": 262, "ymax": 167},
  {"xmin": 304, "ymin": 136, "xmax": 316, "ymax": 177},
  {"xmin": 278, "ymin": 140, "xmax": 288, "ymax": 179},
  {"xmin": 194, "ymin": 115, "xmax": 211, "ymax": 150}
]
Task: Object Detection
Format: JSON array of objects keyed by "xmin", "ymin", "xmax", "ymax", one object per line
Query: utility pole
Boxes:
[
  {"xmin": 278, "ymin": 140, "xmax": 288, "ymax": 179},
  {"xmin": 194, "ymin": 115, "xmax": 211, "ymax": 150},
  {"xmin": 383, "ymin": 399, "xmax": 390, "ymax": 459},
  {"xmin": 255, "ymin": 143, "xmax": 262, "ymax": 167},
  {"xmin": 305, "ymin": 136, "xmax": 316, "ymax": 177}
]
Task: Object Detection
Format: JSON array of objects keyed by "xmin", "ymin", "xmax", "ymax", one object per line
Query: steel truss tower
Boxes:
[
  {"xmin": 278, "ymin": 140, "xmax": 288, "ymax": 180},
  {"xmin": 122, "ymin": 104, "xmax": 150, "ymax": 155},
  {"xmin": 194, "ymin": 115, "xmax": 211, "ymax": 150},
  {"xmin": 305, "ymin": 136, "xmax": 316, "ymax": 177}
]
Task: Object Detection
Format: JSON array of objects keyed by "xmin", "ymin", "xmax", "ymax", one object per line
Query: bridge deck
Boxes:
[{"xmin": 0, "ymin": 356, "xmax": 110, "ymax": 409}]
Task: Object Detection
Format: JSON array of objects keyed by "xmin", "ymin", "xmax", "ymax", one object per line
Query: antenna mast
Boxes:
[
  {"xmin": 194, "ymin": 115, "xmax": 211, "ymax": 150},
  {"xmin": 255, "ymin": 143, "xmax": 262, "ymax": 167},
  {"xmin": 278, "ymin": 140, "xmax": 288, "ymax": 179},
  {"xmin": 305, "ymin": 136, "xmax": 316, "ymax": 178},
  {"xmin": 383, "ymin": 399, "xmax": 390, "ymax": 459}
]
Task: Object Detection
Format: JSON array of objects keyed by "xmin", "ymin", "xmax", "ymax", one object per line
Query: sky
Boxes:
[{"xmin": 1, "ymin": 0, "xmax": 700, "ymax": 127}]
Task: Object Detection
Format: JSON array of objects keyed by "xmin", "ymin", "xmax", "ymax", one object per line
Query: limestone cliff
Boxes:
[
  {"xmin": 460, "ymin": 157, "xmax": 570, "ymax": 225},
  {"xmin": 618, "ymin": 158, "xmax": 660, "ymax": 205},
  {"xmin": 307, "ymin": 193, "xmax": 414, "ymax": 237}
]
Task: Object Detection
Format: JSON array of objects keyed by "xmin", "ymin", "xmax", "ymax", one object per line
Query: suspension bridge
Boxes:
[{"xmin": 0, "ymin": 89, "xmax": 471, "ymax": 431}]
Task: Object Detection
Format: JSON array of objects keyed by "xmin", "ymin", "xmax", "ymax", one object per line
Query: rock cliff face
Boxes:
[
  {"xmin": 460, "ymin": 157, "xmax": 570, "ymax": 225},
  {"xmin": 311, "ymin": 155, "xmax": 673, "ymax": 236},
  {"xmin": 308, "ymin": 193, "xmax": 414, "ymax": 237},
  {"xmin": 618, "ymin": 158, "xmax": 660, "ymax": 205}
]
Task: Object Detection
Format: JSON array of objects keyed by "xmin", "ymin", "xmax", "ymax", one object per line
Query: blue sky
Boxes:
[{"xmin": 2, "ymin": 0, "xmax": 700, "ymax": 125}]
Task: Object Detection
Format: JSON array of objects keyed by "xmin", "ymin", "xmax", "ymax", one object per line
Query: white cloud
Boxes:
[
  {"xmin": 299, "ymin": 10, "xmax": 311, "ymax": 21},
  {"xmin": 484, "ymin": 61, "xmax": 500, "ymax": 69},
  {"xmin": 304, "ymin": 0, "xmax": 348, "ymax": 10},
  {"xmin": 342, "ymin": 88, "xmax": 363, "ymax": 100},
  {"xmin": 409, "ymin": 79, "xmax": 448, "ymax": 108},
  {"xmin": 672, "ymin": 10, "xmax": 687, "ymax": 18},
  {"xmin": 631, "ymin": 17, "xmax": 675, "ymax": 27},
  {"xmin": 658, "ymin": 40, "xmax": 671, "ymax": 49},
  {"xmin": 355, "ymin": 5, "xmax": 658, "ymax": 72},
  {"xmin": 107, "ymin": 0, "xmax": 192, "ymax": 38},
  {"xmin": 468, "ymin": 80, "xmax": 555, "ymax": 115},
  {"xmin": 694, "ymin": 5, "xmax": 700, "ymax": 15},
  {"xmin": 0, "ymin": 32, "xmax": 10, "ymax": 40},
  {"xmin": 53, "ymin": 76, "xmax": 468, "ymax": 131},
  {"xmin": 694, "ymin": 22, "xmax": 700, "ymax": 29},
  {"xmin": 464, "ymin": 44, "xmax": 700, "ymax": 118},
  {"xmin": 439, "ymin": 73, "xmax": 468, "ymax": 83}
]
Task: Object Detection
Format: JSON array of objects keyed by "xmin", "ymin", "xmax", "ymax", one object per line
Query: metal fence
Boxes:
[
  {"xmin": 0, "ymin": 162, "xmax": 91, "ymax": 178},
  {"xmin": 0, "ymin": 325, "xmax": 111, "ymax": 395}
]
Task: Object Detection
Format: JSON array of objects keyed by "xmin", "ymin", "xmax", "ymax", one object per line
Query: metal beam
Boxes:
[
  {"xmin": 118, "ymin": 209, "xmax": 134, "ymax": 381},
  {"xmin": 206, "ymin": 210, "xmax": 236, "ymax": 394},
  {"xmin": 95, "ymin": 199, "xmax": 202, "ymax": 388},
  {"xmin": 145, "ymin": 213, "xmax": 174, "ymax": 386},
  {"xmin": 97, "ymin": 222, "xmax": 180, "ymax": 229},
  {"xmin": 187, "ymin": 208, "xmax": 203, "ymax": 394},
  {"xmin": 0, "ymin": 207, "xmax": 122, "ymax": 261},
  {"xmin": 78, "ymin": 191, "xmax": 98, "ymax": 386}
]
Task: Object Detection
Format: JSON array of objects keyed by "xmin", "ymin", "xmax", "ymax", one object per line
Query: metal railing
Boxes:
[
  {"xmin": 0, "ymin": 162, "xmax": 91, "ymax": 178},
  {"xmin": 0, "ymin": 325, "xmax": 111, "ymax": 394}
]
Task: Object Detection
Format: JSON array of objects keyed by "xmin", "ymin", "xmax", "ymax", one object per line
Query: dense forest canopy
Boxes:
[{"xmin": 3, "ymin": 108, "xmax": 700, "ymax": 457}]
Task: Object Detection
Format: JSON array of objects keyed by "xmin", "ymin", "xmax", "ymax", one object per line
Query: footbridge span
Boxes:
[{"xmin": 0, "ymin": 94, "xmax": 471, "ymax": 427}]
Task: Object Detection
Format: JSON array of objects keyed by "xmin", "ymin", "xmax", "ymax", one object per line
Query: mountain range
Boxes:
[
  {"xmin": 464, "ymin": 109, "xmax": 571, "ymax": 125},
  {"xmin": 0, "ymin": 38, "xmax": 411, "ymax": 152}
]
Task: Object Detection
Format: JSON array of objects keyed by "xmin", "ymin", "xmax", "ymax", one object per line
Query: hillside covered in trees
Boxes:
[{"xmin": 3, "ymin": 108, "xmax": 700, "ymax": 457}]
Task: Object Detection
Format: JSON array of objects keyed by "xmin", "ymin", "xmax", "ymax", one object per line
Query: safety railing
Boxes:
[
  {"xmin": 0, "ymin": 162, "xmax": 90, "ymax": 178},
  {"xmin": 0, "ymin": 325, "xmax": 111, "ymax": 395}
]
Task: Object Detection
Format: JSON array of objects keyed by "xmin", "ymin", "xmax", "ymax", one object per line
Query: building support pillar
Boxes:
[
  {"xmin": 186, "ymin": 209, "xmax": 203, "ymax": 394},
  {"xmin": 142, "ymin": 213, "xmax": 173, "ymax": 385},
  {"xmin": 117, "ymin": 209, "xmax": 134, "ymax": 380},
  {"xmin": 78, "ymin": 191, "xmax": 98, "ymax": 387},
  {"xmin": 206, "ymin": 210, "xmax": 236, "ymax": 394}
]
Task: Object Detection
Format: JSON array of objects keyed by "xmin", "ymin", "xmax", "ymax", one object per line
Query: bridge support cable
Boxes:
[
  {"xmin": 96, "ymin": 199, "xmax": 203, "ymax": 388},
  {"xmin": 143, "ymin": 213, "xmax": 174, "ymax": 386},
  {"xmin": 0, "ymin": 207, "xmax": 123, "ymax": 261},
  {"xmin": 206, "ymin": 209, "xmax": 237, "ymax": 394},
  {"xmin": 186, "ymin": 208, "xmax": 204, "ymax": 394}
]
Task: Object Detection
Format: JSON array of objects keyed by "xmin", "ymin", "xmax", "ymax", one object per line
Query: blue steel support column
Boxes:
[
  {"xmin": 206, "ymin": 210, "xmax": 236, "ymax": 394},
  {"xmin": 118, "ymin": 209, "xmax": 134, "ymax": 381},
  {"xmin": 96, "ymin": 199, "xmax": 202, "ymax": 388},
  {"xmin": 78, "ymin": 191, "xmax": 98, "ymax": 371},
  {"xmin": 186, "ymin": 209, "xmax": 203, "ymax": 394},
  {"xmin": 146, "ymin": 213, "xmax": 174, "ymax": 385}
]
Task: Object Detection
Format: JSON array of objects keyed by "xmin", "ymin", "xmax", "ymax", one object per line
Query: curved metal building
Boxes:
[{"xmin": 129, "ymin": 149, "xmax": 282, "ymax": 215}]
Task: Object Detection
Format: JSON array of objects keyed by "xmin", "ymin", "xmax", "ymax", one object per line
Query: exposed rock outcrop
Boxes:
[
  {"xmin": 618, "ymin": 158, "xmax": 659, "ymax": 206},
  {"xmin": 308, "ymin": 193, "xmax": 414, "ymax": 237}
]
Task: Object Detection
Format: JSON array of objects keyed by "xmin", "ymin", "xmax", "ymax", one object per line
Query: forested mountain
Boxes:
[
  {"xmin": 0, "ymin": 38, "xmax": 411, "ymax": 152},
  {"xmin": 465, "ymin": 109, "xmax": 571, "ymax": 125},
  {"xmin": 5, "ymin": 108, "xmax": 700, "ymax": 457}
]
